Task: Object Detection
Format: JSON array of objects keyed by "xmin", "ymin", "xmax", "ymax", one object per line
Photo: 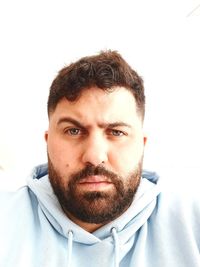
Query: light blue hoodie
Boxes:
[{"xmin": 0, "ymin": 164, "xmax": 199, "ymax": 267}]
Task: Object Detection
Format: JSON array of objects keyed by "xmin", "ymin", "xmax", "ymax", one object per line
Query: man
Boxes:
[{"xmin": 0, "ymin": 50, "xmax": 199, "ymax": 267}]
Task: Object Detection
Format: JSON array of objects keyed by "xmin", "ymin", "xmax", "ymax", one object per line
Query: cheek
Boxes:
[
  {"xmin": 47, "ymin": 137, "xmax": 81, "ymax": 169},
  {"xmin": 111, "ymin": 140, "xmax": 144, "ymax": 174},
  {"xmin": 47, "ymin": 138, "xmax": 68, "ymax": 165}
]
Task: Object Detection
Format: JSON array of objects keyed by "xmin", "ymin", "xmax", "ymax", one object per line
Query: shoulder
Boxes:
[
  {"xmin": 0, "ymin": 186, "xmax": 39, "ymax": 219},
  {"xmin": 143, "ymin": 166, "xmax": 199, "ymax": 208},
  {"xmin": 156, "ymin": 168, "xmax": 200, "ymax": 238}
]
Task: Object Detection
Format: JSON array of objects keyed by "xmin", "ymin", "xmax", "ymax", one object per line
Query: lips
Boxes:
[
  {"xmin": 77, "ymin": 176, "xmax": 113, "ymax": 191},
  {"xmin": 78, "ymin": 175, "xmax": 112, "ymax": 184}
]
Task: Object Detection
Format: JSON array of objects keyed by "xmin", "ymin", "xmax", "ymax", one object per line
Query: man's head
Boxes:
[{"xmin": 45, "ymin": 51, "xmax": 147, "ymax": 232}]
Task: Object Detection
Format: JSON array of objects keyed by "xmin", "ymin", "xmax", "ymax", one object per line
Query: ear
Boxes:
[{"xmin": 44, "ymin": 131, "xmax": 48, "ymax": 142}]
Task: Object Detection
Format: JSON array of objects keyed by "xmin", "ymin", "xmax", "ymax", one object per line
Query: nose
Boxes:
[{"xmin": 81, "ymin": 133, "xmax": 108, "ymax": 166}]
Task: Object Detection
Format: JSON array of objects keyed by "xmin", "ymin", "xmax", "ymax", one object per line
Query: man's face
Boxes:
[{"xmin": 45, "ymin": 87, "xmax": 147, "ymax": 229}]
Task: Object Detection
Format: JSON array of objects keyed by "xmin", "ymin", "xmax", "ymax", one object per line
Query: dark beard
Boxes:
[{"xmin": 48, "ymin": 158, "xmax": 142, "ymax": 225}]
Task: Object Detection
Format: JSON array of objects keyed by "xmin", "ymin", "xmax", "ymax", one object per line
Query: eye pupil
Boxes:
[{"xmin": 69, "ymin": 128, "xmax": 79, "ymax": 135}]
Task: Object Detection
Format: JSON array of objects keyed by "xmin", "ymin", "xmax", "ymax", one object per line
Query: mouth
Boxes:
[{"xmin": 78, "ymin": 176, "xmax": 113, "ymax": 191}]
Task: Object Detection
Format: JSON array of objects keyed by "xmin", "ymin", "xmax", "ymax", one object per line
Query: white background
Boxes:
[{"xmin": 0, "ymin": 0, "xmax": 200, "ymax": 189}]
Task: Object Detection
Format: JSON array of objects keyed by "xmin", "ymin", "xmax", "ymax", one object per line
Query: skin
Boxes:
[{"xmin": 45, "ymin": 86, "xmax": 147, "ymax": 232}]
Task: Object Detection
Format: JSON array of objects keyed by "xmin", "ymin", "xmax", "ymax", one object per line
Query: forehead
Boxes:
[{"xmin": 49, "ymin": 87, "xmax": 142, "ymax": 126}]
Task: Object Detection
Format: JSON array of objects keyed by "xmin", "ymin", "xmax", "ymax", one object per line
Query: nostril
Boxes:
[{"xmin": 85, "ymin": 161, "xmax": 105, "ymax": 168}]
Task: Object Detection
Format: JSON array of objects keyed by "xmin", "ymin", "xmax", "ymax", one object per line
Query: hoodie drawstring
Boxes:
[
  {"xmin": 111, "ymin": 227, "xmax": 120, "ymax": 267},
  {"xmin": 67, "ymin": 230, "xmax": 73, "ymax": 267}
]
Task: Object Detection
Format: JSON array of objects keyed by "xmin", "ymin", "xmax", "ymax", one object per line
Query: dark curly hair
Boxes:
[{"xmin": 47, "ymin": 50, "xmax": 145, "ymax": 119}]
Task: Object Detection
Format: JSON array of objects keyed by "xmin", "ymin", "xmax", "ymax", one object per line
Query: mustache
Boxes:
[{"xmin": 69, "ymin": 165, "xmax": 120, "ymax": 184}]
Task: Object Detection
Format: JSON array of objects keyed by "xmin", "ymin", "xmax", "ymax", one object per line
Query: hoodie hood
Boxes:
[{"xmin": 27, "ymin": 164, "xmax": 161, "ymax": 267}]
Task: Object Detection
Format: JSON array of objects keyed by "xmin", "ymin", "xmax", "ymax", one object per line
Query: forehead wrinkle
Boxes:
[{"xmin": 56, "ymin": 116, "xmax": 132, "ymax": 130}]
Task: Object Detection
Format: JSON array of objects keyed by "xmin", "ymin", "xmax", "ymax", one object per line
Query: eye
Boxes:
[
  {"xmin": 110, "ymin": 129, "xmax": 125, "ymax": 136},
  {"xmin": 66, "ymin": 128, "xmax": 81, "ymax": 136}
]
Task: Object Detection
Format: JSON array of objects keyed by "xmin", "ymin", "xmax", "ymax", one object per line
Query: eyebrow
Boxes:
[
  {"xmin": 57, "ymin": 117, "xmax": 132, "ymax": 129},
  {"xmin": 57, "ymin": 117, "xmax": 85, "ymax": 128}
]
